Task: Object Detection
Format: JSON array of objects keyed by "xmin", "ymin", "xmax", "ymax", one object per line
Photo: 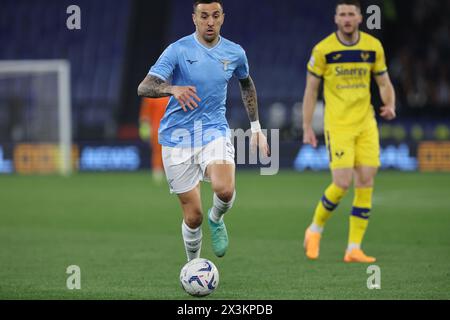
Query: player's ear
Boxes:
[
  {"xmin": 357, "ymin": 11, "xmax": 363, "ymax": 24},
  {"xmin": 192, "ymin": 13, "xmax": 197, "ymax": 26}
]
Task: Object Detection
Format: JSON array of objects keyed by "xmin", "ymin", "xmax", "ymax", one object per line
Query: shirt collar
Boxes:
[{"xmin": 193, "ymin": 32, "xmax": 222, "ymax": 51}]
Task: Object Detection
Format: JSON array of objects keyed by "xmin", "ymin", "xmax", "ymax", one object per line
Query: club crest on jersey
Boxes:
[
  {"xmin": 335, "ymin": 150, "xmax": 345, "ymax": 159},
  {"xmin": 220, "ymin": 59, "xmax": 231, "ymax": 71},
  {"xmin": 361, "ymin": 52, "xmax": 370, "ymax": 62}
]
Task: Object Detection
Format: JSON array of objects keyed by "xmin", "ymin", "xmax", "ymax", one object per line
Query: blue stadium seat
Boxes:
[{"xmin": 0, "ymin": 0, "xmax": 131, "ymax": 136}]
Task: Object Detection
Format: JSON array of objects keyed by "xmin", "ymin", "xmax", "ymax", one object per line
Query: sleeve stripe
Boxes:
[
  {"xmin": 148, "ymin": 72, "xmax": 167, "ymax": 81},
  {"xmin": 307, "ymin": 70, "xmax": 323, "ymax": 79},
  {"xmin": 237, "ymin": 73, "xmax": 250, "ymax": 80},
  {"xmin": 373, "ymin": 70, "xmax": 388, "ymax": 76}
]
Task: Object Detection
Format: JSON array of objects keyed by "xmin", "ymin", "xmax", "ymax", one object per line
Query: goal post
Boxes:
[{"xmin": 0, "ymin": 60, "xmax": 73, "ymax": 175}]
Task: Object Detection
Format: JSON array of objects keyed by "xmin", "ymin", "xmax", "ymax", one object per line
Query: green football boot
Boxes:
[{"xmin": 208, "ymin": 209, "xmax": 229, "ymax": 257}]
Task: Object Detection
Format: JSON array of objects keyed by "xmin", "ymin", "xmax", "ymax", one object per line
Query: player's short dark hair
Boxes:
[
  {"xmin": 193, "ymin": 0, "xmax": 224, "ymax": 12},
  {"xmin": 336, "ymin": 0, "xmax": 361, "ymax": 10}
]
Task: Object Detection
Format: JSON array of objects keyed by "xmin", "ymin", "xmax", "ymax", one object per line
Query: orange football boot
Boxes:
[
  {"xmin": 303, "ymin": 228, "xmax": 321, "ymax": 260},
  {"xmin": 344, "ymin": 248, "xmax": 376, "ymax": 263}
]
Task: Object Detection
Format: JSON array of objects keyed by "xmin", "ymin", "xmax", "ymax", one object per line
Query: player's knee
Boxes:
[
  {"xmin": 356, "ymin": 177, "xmax": 374, "ymax": 188},
  {"xmin": 184, "ymin": 211, "xmax": 203, "ymax": 228},
  {"xmin": 334, "ymin": 179, "xmax": 352, "ymax": 191},
  {"xmin": 215, "ymin": 186, "xmax": 235, "ymax": 203}
]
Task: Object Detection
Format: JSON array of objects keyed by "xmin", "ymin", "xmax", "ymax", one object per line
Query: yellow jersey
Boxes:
[{"xmin": 307, "ymin": 31, "xmax": 388, "ymax": 129}]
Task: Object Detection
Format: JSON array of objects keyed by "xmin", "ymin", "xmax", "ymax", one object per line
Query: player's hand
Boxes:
[
  {"xmin": 303, "ymin": 126, "xmax": 318, "ymax": 148},
  {"xmin": 170, "ymin": 86, "xmax": 201, "ymax": 112},
  {"xmin": 380, "ymin": 105, "xmax": 396, "ymax": 121},
  {"xmin": 250, "ymin": 131, "xmax": 270, "ymax": 157}
]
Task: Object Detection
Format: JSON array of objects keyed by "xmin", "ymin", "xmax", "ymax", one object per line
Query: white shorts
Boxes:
[{"xmin": 162, "ymin": 137, "xmax": 235, "ymax": 194}]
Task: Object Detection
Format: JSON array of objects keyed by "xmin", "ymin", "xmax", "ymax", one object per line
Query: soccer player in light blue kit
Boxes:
[{"xmin": 138, "ymin": 0, "xmax": 269, "ymax": 261}]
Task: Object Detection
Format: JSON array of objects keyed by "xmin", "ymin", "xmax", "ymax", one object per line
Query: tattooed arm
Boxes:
[
  {"xmin": 238, "ymin": 76, "xmax": 269, "ymax": 156},
  {"xmin": 238, "ymin": 76, "xmax": 259, "ymax": 122},
  {"xmin": 138, "ymin": 75, "xmax": 201, "ymax": 112},
  {"xmin": 137, "ymin": 75, "xmax": 172, "ymax": 98}
]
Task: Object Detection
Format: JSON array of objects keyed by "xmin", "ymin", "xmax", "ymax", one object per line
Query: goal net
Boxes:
[{"xmin": 0, "ymin": 60, "xmax": 73, "ymax": 175}]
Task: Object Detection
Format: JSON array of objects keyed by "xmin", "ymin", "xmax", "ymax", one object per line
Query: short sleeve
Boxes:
[
  {"xmin": 233, "ymin": 48, "xmax": 250, "ymax": 80},
  {"xmin": 307, "ymin": 46, "xmax": 326, "ymax": 78},
  {"xmin": 372, "ymin": 41, "xmax": 388, "ymax": 75},
  {"xmin": 148, "ymin": 44, "xmax": 178, "ymax": 81}
]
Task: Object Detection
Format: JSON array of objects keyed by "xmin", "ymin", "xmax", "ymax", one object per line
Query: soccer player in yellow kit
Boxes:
[{"xmin": 302, "ymin": 0, "xmax": 396, "ymax": 263}]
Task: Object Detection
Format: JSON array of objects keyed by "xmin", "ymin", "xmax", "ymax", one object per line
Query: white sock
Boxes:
[
  {"xmin": 347, "ymin": 243, "xmax": 361, "ymax": 252},
  {"xmin": 309, "ymin": 223, "xmax": 324, "ymax": 234},
  {"xmin": 209, "ymin": 191, "xmax": 236, "ymax": 223},
  {"xmin": 181, "ymin": 221, "xmax": 202, "ymax": 261}
]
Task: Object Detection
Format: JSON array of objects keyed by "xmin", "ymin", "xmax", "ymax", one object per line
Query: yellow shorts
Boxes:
[{"xmin": 325, "ymin": 123, "xmax": 380, "ymax": 170}]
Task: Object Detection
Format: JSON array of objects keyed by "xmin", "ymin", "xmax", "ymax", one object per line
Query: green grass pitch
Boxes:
[{"xmin": 0, "ymin": 171, "xmax": 449, "ymax": 299}]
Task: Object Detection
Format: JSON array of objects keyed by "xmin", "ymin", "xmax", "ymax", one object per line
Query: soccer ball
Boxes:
[{"xmin": 180, "ymin": 258, "xmax": 219, "ymax": 297}]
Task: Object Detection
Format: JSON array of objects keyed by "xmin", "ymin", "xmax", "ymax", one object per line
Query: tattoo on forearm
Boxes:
[
  {"xmin": 239, "ymin": 76, "xmax": 259, "ymax": 122},
  {"xmin": 138, "ymin": 75, "xmax": 172, "ymax": 98}
]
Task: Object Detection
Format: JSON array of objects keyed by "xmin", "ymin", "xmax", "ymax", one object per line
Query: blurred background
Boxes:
[{"xmin": 0, "ymin": 0, "xmax": 449, "ymax": 175}]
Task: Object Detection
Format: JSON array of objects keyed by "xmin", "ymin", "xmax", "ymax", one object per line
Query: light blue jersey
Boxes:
[{"xmin": 149, "ymin": 33, "xmax": 249, "ymax": 148}]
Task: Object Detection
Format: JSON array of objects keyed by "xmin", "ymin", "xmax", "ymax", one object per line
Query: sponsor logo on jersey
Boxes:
[{"xmin": 335, "ymin": 66, "xmax": 369, "ymax": 77}]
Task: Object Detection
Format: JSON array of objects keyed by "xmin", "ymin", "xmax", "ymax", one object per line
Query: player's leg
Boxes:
[
  {"xmin": 208, "ymin": 162, "xmax": 236, "ymax": 222},
  {"xmin": 178, "ymin": 184, "xmax": 204, "ymax": 262},
  {"xmin": 312, "ymin": 168, "xmax": 352, "ymax": 232},
  {"xmin": 304, "ymin": 130, "xmax": 354, "ymax": 260},
  {"xmin": 304, "ymin": 169, "xmax": 352, "ymax": 259},
  {"xmin": 205, "ymin": 162, "xmax": 235, "ymax": 258},
  {"xmin": 162, "ymin": 146, "xmax": 204, "ymax": 262},
  {"xmin": 351, "ymin": 166, "xmax": 377, "ymax": 252},
  {"xmin": 343, "ymin": 166, "xmax": 377, "ymax": 263},
  {"xmin": 200, "ymin": 137, "xmax": 236, "ymax": 257},
  {"xmin": 344, "ymin": 124, "xmax": 380, "ymax": 263}
]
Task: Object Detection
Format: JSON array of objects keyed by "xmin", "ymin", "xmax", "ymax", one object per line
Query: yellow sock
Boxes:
[
  {"xmin": 312, "ymin": 183, "xmax": 347, "ymax": 229},
  {"xmin": 348, "ymin": 188, "xmax": 373, "ymax": 248}
]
